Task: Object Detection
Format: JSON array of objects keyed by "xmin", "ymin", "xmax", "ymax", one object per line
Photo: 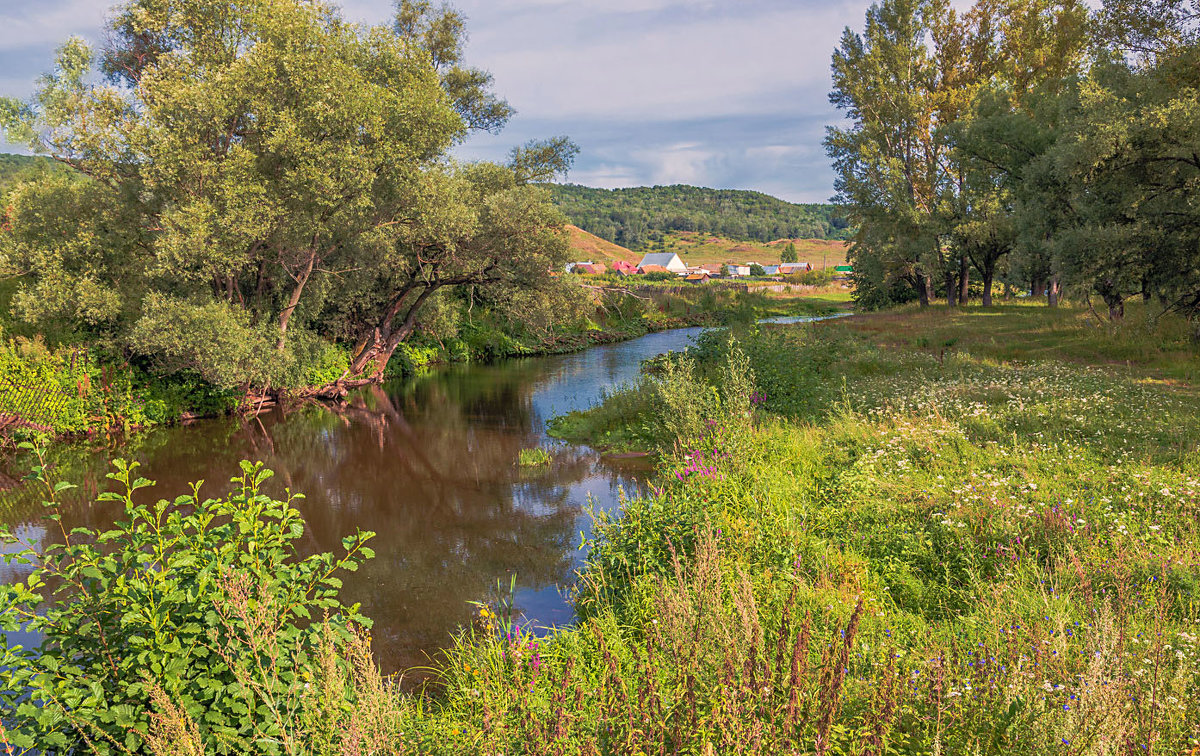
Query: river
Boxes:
[{"xmin": 0, "ymin": 315, "xmax": 838, "ymax": 673}]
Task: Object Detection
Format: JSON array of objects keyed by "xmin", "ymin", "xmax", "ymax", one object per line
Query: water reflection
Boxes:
[
  {"xmin": 0, "ymin": 328, "xmax": 704, "ymax": 673},
  {"xmin": 0, "ymin": 317, "xmax": 836, "ymax": 672}
]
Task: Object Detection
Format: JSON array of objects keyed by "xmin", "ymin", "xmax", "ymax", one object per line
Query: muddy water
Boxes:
[
  {"xmin": 0, "ymin": 327, "xmax": 717, "ymax": 672},
  {"xmin": 0, "ymin": 315, "xmax": 840, "ymax": 672}
]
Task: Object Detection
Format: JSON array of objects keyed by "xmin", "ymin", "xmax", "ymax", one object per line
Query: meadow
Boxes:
[
  {"xmin": 414, "ymin": 302, "xmax": 1200, "ymax": 754},
  {"xmin": 3, "ymin": 302, "xmax": 1199, "ymax": 754}
]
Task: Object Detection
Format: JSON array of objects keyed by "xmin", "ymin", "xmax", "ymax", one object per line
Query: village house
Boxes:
[
  {"xmin": 684, "ymin": 272, "xmax": 711, "ymax": 283},
  {"xmin": 567, "ymin": 261, "xmax": 606, "ymax": 274},
  {"xmin": 778, "ymin": 262, "xmax": 813, "ymax": 275},
  {"xmin": 636, "ymin": 252, "xmax": 687, "ymax": 275},
  {"xmin": 699, "ymin": 263, "xmax": 724, "ymax": 275},
  {"xmin": 638, "ymin": 264, "xmax": 672, "ymax": 275},
  {"xmin": 612, "ymin": 260, "xmax": 638, "ymax": 275}
]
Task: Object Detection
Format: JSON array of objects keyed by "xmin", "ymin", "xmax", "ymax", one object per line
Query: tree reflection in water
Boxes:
[{"xmin": 0, "ymin": 336, "xmax": 673, "ymax": 675}]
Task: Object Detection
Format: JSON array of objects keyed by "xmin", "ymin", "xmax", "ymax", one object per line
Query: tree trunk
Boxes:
[
  {"xmin": 349, "ymin": 283, "xmax": 424, "ymax": 375},
  {"xmin": 945, "ymin": 270, "xmax": 957, "ymax": 307},
  {"xmin": 1047, "ymin": 276, "xmax": 1061, "ymax": 308},
  {"xmin": 1003, "ymin": 281, "xmax": 1011, "ymax": 300},
  {"xmin": 368, "ymin": 286, "xmax": 442, "ymax": 377},
  {"xmin": 1031, "ymin": 276, "xmax": 1046, "ymax": 299},
  {"xmin": 1097, "ymin": 279, "xmax": 1124, "ymax": 321},
  {"xmin": 982, "ymin": 265, "xmax": 994, "ymax": 307},
  {"xmin": 277, "ymin": 250, "xmax": 318, "ymax": 352},
  {"xmin": 917, "ymin": 273, "xmax": 931, "ymax": 308},
  {"xmin": 958, "ymin": 254, "xmax": 970, "ymax": 306},
  {"xmin": 1108, "ymin": 298, "xmax": 1124, "ymax": 321}
]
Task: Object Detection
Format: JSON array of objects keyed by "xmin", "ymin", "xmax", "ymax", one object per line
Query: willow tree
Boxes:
[{"xmin": 1, "ymin": 0, "xmax": 572, "ymax": 387}]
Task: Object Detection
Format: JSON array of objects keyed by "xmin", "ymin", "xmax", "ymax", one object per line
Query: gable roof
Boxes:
[
  {"xmin": 638, "ymin": 264, "xmax": 670, "ymax": 274},
  {"xmin": 638, "ymin": 252, "xmax": 685, "ymax": 270}
]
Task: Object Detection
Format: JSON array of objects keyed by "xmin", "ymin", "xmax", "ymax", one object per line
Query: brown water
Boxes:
[
  {"xmin": 0, "ymin": 326, "xmax": 714, "ymax": 672},
  {"xmin": 0, "ymin": 316, "xmax": 840, "ymax": 671}
]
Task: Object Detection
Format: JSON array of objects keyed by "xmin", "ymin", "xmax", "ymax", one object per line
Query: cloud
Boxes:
[
  {"xmin": 0, "ymin": 1, "xmax": 108, "ymax": 57},
  {"xmin": 1, "ymin": 0, "xmax": 882, "ymax": 201}
]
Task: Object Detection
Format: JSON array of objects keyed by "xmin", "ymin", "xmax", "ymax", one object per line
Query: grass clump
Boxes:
[{"xmin": 518, "ymin": 447, "xmax": 553, "ymax": 467}]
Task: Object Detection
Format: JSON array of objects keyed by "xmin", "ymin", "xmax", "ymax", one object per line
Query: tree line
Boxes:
[
  {"xmin": 828, "ymin": 0, "xmax": 1200, "ymax": 322},
  {"xmin": 547, "ymin": 183, "xmax": 852, "ymax": 250},
  {"xmin": 0, "ymin": 0, "xmax": 579, "ymax": 391}
]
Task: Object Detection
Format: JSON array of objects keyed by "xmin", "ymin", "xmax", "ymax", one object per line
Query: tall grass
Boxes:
[{"xmin": 8, "ymin": 307, "xmax": 1200, "ymax": 754}]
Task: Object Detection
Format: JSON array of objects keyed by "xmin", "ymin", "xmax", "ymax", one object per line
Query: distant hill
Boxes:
[
  {"xmin": 648, "ymin": 231, "xmax": 849, "ymax": 269},
  {"xmin": 547, "ymin": 184, "xmax": 850, "ymax": 251},
  {"xmin": 0, "ymin": 154, "xmax": 67, "ymax": 194},
  {"xmin": 564, "ymin": 225, "xmax": 640, "ymax": 265}
]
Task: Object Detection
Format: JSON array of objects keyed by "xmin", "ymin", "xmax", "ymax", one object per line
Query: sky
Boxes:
[{"xmin": 0, "ymin": 0, "xmax": 899, "ymax": 203}]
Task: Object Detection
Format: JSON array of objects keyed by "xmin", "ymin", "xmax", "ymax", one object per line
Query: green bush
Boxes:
[{"xmin": 0, "ymin": 453, "xmax": 375, "ymax": 754}]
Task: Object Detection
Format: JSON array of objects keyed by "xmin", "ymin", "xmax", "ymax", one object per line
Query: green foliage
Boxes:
[
  {"xmin": 127, "ymin": 294, "xmax": 277, "ymax": 390},
  {"xmin": 0, "ymin": 454, "xmax": 375, "ymax": 754},
  {"xmin": 414, "ymin": 309, "xmax": 1200, "ymax": 753},
  {"xmin": 0, "ymin": 0, "xmax": 575, "ymax": 393},
  {"xmin": 547, "ymin": 184, "xmax": 850, "ymax": 250},
  {"xmin": 517, "ymin": 447, "xmax": 552, "ymax": 467},
  {"xmin": 780, "ymin": 241, "xmax": 797, "ymax": 263}
]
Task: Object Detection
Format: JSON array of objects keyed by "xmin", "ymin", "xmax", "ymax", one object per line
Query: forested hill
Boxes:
[
  {"xmin": 0, "ymin": 154, "xmax": 66, "ymax": 193},
  {"xmin": 546, "ymin": 184, "xmax": 850, "ymax": 250}
]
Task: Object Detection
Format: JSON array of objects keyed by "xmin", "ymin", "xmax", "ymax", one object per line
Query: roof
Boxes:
[
  {"xmin": 638, "ymin": 253, "xmax": 685, "ymax": 270},
  {"xmin": 700, "ymin": 263, "xmax": 724, "ymax": 273},
  {"xmin": 762, "ymin": 265, "xmax": 780, "ymax": 275},
  {"xmin": 638, "ymin": 264, "xmax": 671, "ymax": 274},
  {"xmin": 685, "ymin": 273, "xmax": 710, "ymax": 281},
  {"xmin": 574, "ymin": 263, "xmax": 606, "ymax": 274}
]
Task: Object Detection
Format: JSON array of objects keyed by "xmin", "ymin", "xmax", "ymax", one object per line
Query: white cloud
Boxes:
[
  {"xmin": 0, "ymin": 1, "xmax": 107, "ymax": 51},
  {"xmin": 2, "ymin": 0, "xmax": 885, "ymax": 200}
]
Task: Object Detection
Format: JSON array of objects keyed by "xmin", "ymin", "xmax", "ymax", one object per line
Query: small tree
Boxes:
[
  {"xmin": 0, "ymin": 451, "xmax": 375, "ymax": 753},
  {"xmin": 781, "ymin": 242, "xmax": 798, "ymax": 264},
  {"xmin": 749, "ymin": 263, "xmax": 767, "ymax": 277}
]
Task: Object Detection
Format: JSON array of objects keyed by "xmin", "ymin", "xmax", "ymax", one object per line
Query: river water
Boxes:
[{"xmin": 0, "ymin": 315, "xmax": 837, "ymax": 672}]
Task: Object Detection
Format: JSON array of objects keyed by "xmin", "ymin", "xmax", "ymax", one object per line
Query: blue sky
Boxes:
[{"xmin": 0, "ymin": 0, "xmax": 889, "ymax": 203}]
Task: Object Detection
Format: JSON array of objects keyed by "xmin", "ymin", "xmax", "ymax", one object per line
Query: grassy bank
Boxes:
[
  {"xmin": 0, "ymin": 286, "xmax": 829, "ymax": 444},
  {"xmin": 408, "ymin": 302, "xmax": 1200, "ymax": 753},
  {"xmin": 7, "ymin": 302, "xmax": 1198, "ymax": 754}
]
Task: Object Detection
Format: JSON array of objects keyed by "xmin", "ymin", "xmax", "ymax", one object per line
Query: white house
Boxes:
[{"xmin": 636, "ymin": 252, "xmax": 687, "ymax": 275}]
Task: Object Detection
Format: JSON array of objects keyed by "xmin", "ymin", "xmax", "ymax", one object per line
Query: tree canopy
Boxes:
[{"xmin": 0, "ymin": 0, "xmax": 576, "ymax": 388}]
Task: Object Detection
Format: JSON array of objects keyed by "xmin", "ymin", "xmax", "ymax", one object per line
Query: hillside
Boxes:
[
  {"xmin": 0, "ymin": 153, "xmax": 69, "ymax": 194},
  {"xmin": 646, "ymin": 231, "xmax": 849, "ymax": 268},
  {"xmin": 564, "ymin": 224, "xmax": 640, "ymax": 265},
  {"xmin": 547, "ymin": 183, "xmax": 851, "ymax": 251}
]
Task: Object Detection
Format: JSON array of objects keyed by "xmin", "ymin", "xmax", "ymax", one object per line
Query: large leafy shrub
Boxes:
[{"xmin": 0, "ymin": 452, "xmax": 375, "ymax": 754}]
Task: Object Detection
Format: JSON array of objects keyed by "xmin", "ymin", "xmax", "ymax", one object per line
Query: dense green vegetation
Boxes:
[
  {"xmin": 0, "ymin": 154, "xmax": 59, "ymax": 194},
  {"xmin": 6, "ymin": 305, "xmax": 1199, "ymax": 753},
  {"xmin": 547, "ymin": 184, "xmax": 852, "ymax": 250},
  {"xmin": 0, "ymin": 0, "xmax": 577, "ymax": 403},
  {"xmin": 829, "ymin": 0, "xmax": 1200, "ymax": 321}
]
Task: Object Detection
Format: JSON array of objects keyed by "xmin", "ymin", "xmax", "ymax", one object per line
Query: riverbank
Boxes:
[
  {"xmin": 395, "ymin": 302, "xmax": 1200, "ymax": 753},
  {"xmin": 0, "ymin": 285, "xmax": 839, "ymax": 447},
  {"xmin": 9, "ymin": 302, "xmax": 1195, "ymax": 753}
]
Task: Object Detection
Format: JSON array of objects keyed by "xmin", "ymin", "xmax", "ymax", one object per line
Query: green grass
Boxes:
[
  {"xmin": 11, "ymin": 303, "xmax": 1200, "ymax": 753},
  {"xmin": 517, "ymin": 447, "xmax": 552, "ymax": 467},
  {"xmin": 386, "ymin": 304, "xmax": 1200, "ymax": 754}
]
